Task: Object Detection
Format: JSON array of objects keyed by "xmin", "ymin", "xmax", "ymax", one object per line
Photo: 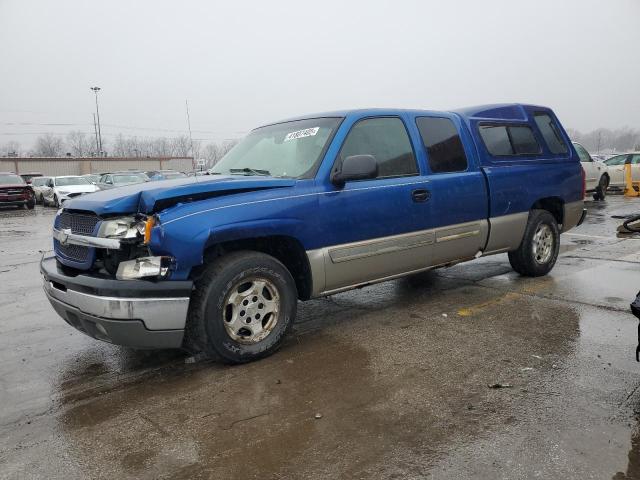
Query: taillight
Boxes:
[{"xmin": 581, "ymin": 167, "xmax": 586, "ymax": 199}]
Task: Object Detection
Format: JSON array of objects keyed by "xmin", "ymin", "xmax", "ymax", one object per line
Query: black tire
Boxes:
[
  {"xmin": 508, "ymin": 209, "xmax": 560, "ymax": 277},
  {"xmin": 593, "ymin": 175, "xmax": 608, "ymax": 201},
  {"xmin": 53, "ymin": 195, "xmax": 59, "ymax": 208},
  {"xmin": 26, "ymin": 199, "xmax": 35, "ymax": 210},
  {"xmin": 184, "ymin": 251, "xmax": 297, "ymax": 364}
]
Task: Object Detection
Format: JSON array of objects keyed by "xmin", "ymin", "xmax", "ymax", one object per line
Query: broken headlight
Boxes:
[
  {"xmin": 98, "ymin": 216, "xmax": 147, "ymax": 240},
  {"xmin": 116, "ymin": 256, "xmax": 173, "ymax": 280}
]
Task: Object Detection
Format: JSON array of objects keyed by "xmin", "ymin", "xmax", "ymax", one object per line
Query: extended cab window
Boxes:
[
  {"xmin": 339, "ymin": 117, "xmax": 417, "ymax": 178},
  {"xmin": 479, "ymin": 124, "xmax": 541, "ymax": 157},
  {"xmin": 534, "ymin": 113, "xmax": 568, "ymax": 154},
  {"xmin": 416, "ymin": 117, "xmax": 468, "ymax": 173}
]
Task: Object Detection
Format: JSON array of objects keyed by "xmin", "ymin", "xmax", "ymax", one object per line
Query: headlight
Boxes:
[
  {"xmin": 116, "ymin": 256, "xmax": 173, "ymax": 280},
  {"xmin": 98, "ymin": 216, "xmax": 156, "ymax": 242},
  {"xmin": 98, "ymin": 216, "xmax": 139, "ymax": 238}
]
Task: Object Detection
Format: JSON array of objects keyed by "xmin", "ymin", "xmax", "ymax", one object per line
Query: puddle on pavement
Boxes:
[{"xmin": 50, "ymin": 285, "xmax": 587, "ymax": 479}]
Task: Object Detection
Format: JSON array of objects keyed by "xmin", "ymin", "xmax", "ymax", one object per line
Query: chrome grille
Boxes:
[
  {"xmin": 54, "ymin": 211, "xmax": 100, "ymax": 266},
  {"xmin": 58, "ymin": 211, "xmax": 100, "ymax": 235},
  {"xmin": 54, "ymin": 240, "xmax": 90, "ymax": 263}
]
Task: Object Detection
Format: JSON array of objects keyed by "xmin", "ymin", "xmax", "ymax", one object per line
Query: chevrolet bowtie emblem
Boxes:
[{"xmin": 59, "ymin": 228, "xmax": 72, "ymax": 246}]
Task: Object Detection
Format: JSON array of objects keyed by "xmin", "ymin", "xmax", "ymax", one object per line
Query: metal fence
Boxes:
[{"xmin": 0, "ymin": 157, "xmax": 194, "ymax": 177}]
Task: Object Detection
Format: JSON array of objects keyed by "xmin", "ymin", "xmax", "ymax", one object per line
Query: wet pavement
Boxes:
[{"xmin": 2, "ymin": 197, "xmax": 640, "ymax": 479}]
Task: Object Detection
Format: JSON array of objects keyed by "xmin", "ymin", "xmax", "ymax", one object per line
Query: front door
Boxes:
[{"xmin": 318, "ymin": 116, "xmax": 432, "ymax": 293}]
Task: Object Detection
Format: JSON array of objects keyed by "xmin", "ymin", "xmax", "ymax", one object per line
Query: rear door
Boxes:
[
  {"xmin": 606, "ymin": 154, "xmax": 631, "ymax": 187},
  {"xmin": 413, "ymin": 115, "xmax": 489, "ymax": 265}
]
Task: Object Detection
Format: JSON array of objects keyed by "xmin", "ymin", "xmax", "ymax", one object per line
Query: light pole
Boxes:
[{"xmin": 90, "ymin": 86, "xmax": 103, "ymax": 156}]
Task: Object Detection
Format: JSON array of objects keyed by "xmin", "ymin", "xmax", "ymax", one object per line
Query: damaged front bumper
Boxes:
[{"xmin": 40, "ymin": 255, "xmax": 192, "ymax": 349}]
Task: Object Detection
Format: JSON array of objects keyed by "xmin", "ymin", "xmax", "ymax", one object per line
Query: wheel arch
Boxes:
[
  {"xmin": 530, "ymin": 196, "xmax": 564, "ymax": 226},
  {"xmin": 196, "ymin": 231, "xmax": 313, "ymax": 301}
]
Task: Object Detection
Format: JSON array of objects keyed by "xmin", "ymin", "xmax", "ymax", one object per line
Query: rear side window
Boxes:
[
  {"xmin": 415, "ymin": 117, "xmax": 468, "ymax": 173},
  {"xmin": 479, "ymin": 124, "xmax": 541, "ymax": 157},
  {"xmin": 339, "ymin": 117, "xmax": 417, "ymax": 178},
  {"xmin": 534, "ymin": 113, "xmax": 568, "ymax": 154}
]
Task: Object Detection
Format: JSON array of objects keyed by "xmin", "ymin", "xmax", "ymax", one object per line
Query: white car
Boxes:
[
  {"xmin": 573, "ymin": 142, "xmax": 610, "ymax": 200},
  {"xmin": 603, "ymin": 152, "xmax": 640, "ymax": 189},
  {"xmin": 30, "ymin": 176, "xmax": 51, "ymax": 204},
  {"xmin": 43, "ymin": 175, "xmax": 99, "ymax": 207}
]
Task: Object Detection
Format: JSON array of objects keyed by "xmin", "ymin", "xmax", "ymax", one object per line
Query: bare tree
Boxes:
[
  {"xmin": 66, "ymin": 131, "xmax": 91, "ymax": 157},
  {"xmin": 171, "ymin": 135, "xmax": 191, "ymax": 157},
  {"xmin": 220, "ymin": 139, "xmax": 238, "ymax": 156},
  {"xmin": 568, "ymin": 127, "xmax": 640, "ymax": 153},
  {"xmin": 34, "ymin": 133, "xmax": 65, "ymax": 157},
  {"xmin": 202, "ymin": 142, "xmax": 222, "ymax": 165}
]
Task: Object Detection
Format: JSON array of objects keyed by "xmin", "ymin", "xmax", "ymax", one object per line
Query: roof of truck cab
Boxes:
[{"xmin": 265, "ymin": 104, "xmax": 551, "ymax": 128}]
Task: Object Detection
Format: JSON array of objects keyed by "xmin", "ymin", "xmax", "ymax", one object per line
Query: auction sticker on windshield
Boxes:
[{"xmin": 284, "ymin": 127, "xmax": 319, "ymax": 142}]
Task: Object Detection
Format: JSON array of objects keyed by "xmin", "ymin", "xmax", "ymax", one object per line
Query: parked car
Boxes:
[
  {"xmin": 145, "ymin": 170, "xmax": 188, "ymax": 181},
  {"xmin": 41, "ymin": 103, "xmax": 585, "ymax": 363},
  {"xmin": 96, "ymin": 172, "xmax": 149, "ymax": 190},
  {"xmin": 43, "ymin": 176, "xmax": 99, "ymax": 207},
  {"xmin": 0, "ymin": 172, "xmax": 35, "ymax": 209},
  {"xmin": 31, "ymin": 176, "xmax": 51, "ymax": 204},
  {"xmin": 82, "ymin": 174, "xmax": 101, "ymax": 184},
  {"xmin": 604, "ymin": 153, "xmax": 640, "ymax": 189},
  {"xmin": 572, "ymin": 142, "xmax": 610, "ymax": 200},
  {"xmin": 20, "ymin": 172, "xmax": 43, "ymax": 184}
]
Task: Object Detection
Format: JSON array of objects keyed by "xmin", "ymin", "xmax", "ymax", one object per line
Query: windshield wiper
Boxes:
[{"xmin": 229, "ymin": 167, "xmax": 271, "ymax": 176}]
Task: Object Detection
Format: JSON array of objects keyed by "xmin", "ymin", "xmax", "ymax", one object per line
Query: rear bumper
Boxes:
[
  {"xmin": 562, "ymin": 200, "xmax": 587, "ymax": 233},
  {"xmin": 40, "ymin": 255, "xmax": 192, "ymax": 349},
  {"xmin": 577, "ymin": 207, "xmax": 587, "ymax": 227}
]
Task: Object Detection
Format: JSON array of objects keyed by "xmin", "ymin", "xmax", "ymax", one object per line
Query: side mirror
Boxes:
[{"xmin": 331, "ymin": 154, "xmax": 378, "ymax": 188}]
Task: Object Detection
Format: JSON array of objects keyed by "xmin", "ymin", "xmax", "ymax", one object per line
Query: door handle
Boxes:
[{"xmin": 411, "ymin": 189, "xmax": 430, "ymax": 203}]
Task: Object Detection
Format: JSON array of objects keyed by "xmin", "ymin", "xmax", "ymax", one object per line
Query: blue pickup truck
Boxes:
[{"xmin": 41, "ymin": 104, "xmax": 586, "ymax": 363}]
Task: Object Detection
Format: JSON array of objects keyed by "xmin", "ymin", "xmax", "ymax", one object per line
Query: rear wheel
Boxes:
[
  {"xmin": 508, "ymin": 209, "xmax": 560, "ymax": 277},
  {"xmin": 184, "ymin": 251, "xmax": 297, "ymax": 364},
  {"xmin": 593, "ymin": 175, "xmax": 608, "ymax": 201}
]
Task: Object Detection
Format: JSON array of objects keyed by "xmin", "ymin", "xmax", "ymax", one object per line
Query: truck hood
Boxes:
[{"xmin": 63, "ymin": 175, "xmax": 296, "ymax": 216}]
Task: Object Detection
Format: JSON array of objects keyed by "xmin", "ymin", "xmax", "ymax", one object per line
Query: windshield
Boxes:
[
  {"xmin": 113, "ymin": 174, "xmax": 147, "ymax": 184},
  {"xmin": 32, "ymin": 177, "xmax": 50, "ymax": 186},
  {"xmin": 211, "ymin": 117, "xmax": 341, "ymax": 178},
  {"xmin": 55, "ymin": 176, "xmax": 90, "ymax": 186},
  {"xmin": 0, "ymin": 174, "xmax": 24, "ymax": 185},
  {"xmin": 84, "ymin": 175, "xmax": 100, "ymax": 183}
]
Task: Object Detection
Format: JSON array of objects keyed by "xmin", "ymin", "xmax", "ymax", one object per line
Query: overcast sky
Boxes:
[{"xmin": 0, "ymin": 0, "xmax": 638, "ymax": 149}]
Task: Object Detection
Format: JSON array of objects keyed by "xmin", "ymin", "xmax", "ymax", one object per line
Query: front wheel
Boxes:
[
  {"xmin": 184, "ymin": 251, "xmax": 297, "ymax": 364},
  {"xmin": 53, "ymin": 195, "xmax": 59, "ymax": 208},
  {"xmin": 508, "ymin": 209, "xmax": 560, "ymax": 277}
]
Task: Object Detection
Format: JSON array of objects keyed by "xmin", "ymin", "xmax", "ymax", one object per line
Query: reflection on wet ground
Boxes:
[{"xmin": 2, "ymin": 198, "xmax": 640, "ymax": 478}]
